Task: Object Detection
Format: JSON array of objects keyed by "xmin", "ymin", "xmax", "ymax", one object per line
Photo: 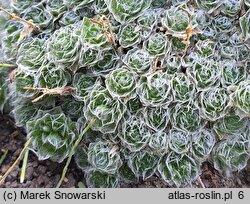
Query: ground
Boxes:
[{"xmin": 0, "ymin": 114, "xmax": 250, "ymax": 188}]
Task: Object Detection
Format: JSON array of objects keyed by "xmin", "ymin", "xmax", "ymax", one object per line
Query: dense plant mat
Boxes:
[{"xmin": 0, "ymin": 0, "xmax": 250, "ymax": 187}]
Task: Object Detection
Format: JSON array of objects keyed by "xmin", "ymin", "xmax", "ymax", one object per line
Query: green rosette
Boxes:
[
  {"xmin": 143, "ymin": 106, "xmax": 169, "ymax": 131},
  {"xmin": 232, "ymin": 81, "xmax": 250, "ymax": 116},
  {"xmin": 221, "ymin": 60, "xmax": 246, "ymax": 88},
  {"xmin": 119, "ymin": 24, "xmax": 141, "ymax": 48},
  {"xmin": 169, "ymin": 129, "xmax": 191, "ymax": 154},
  {"xmin": 90, "ymin": 50, "xmax": 119, "ymax": 76},
  {"xmin": 27, "ymin": 111, "xmax": 77, "ymax": 162},
  {"xmin": 105, "ymin": 67, "xmax": 137, "ymax": 100},
  {"xmin": 144, "ymin": 33, "xmax": 168, "ymax": 56},
  {"xmin": 1, "ymin": 20, "xmax": 24, "ymax": 62},
  {"xmin": 104, "ymin": 0, "xmax": 152, "ymax": 24},
  {"xmin": 171, "ymin": 104, "xmax": 202, "ymax": 133},
  {"xmin": 79, "ymin": 17, "xmax": 109, "ymax": 49},
  {"xmin": 221, "ymin": 0, "xmax": 241, "ymax": 17},
  {"xmin": 137, "ymin": 71, "xmax": 172, "ymax": 107},
  {"xmin": 195, "ymin": 0, "xmax": 222, "ymax": 13},
  {"xmin": 123, "ymin": 48, "xmax": 153, "ymax": 74},
  {"xmin": 171, "ymin": 74, "xmax": 195, "ymax": 103},
  {"xmin": 37, "ymin": 62, "xmax": 71, "ymax": 89},
  {"xmin": 128, "ymin": 150, "xmax": 158, "ymax": 180},
  {"xmin": 120, "ymin": 115, "xmax": 151, "ymax": 152},
  {"xmin": 17, "ymin": 38, "xmax": 45, "ymax": 72},
  {"xmin": 88, "ymin": 140, "xmax": 122, "ymax": 174},
  {"xmin": 13, "ymin": 69, "xmax": 36, "ymax": 97},
  {"xmin": 187, "ymin": 59, "xmax": 221, "ymax": 91},
  {"xmin": 158, "ymin": 152, "xmax": 199, "ymax": 186},
  {"xmin": 213, "ymin": 109, "xmax": 249, "ymax": 139},
  {"xmin": 212, "ymin": 134, "xmax": 250, "ymax": 173},
  {"xmin": 85, "ymin": 85, "xmax": 126, "ymax": 133},
  {"xmin": 240, "ymin": 9, "xmax": 250, "ymax": 41},
  {"xmin": 197, "ymin": 87, "xmax": 229, "ymax": 121},
  {"xmin": 72, "ymin": 73, "xmax": 100, "ymax": 102},
  {"xmin": 21, "ymin": 4, "xmax": 53, "ymax": 30},
  {"xmin": 47, "ymin": 26, "xmax": 79, "ymax": 67},
  {"xmin": 161, "ymin": 6, "xmax": 197, "ymax": 33},
  {"xmin": 149, "ymin": 131, "xmax": 169, "ymax": 155},
  {"xmin": 191, "ymin": 128, "xmax": 215, "ymax": 161},
  {"xmin": 85, "ymin": 170, "xmax": 119, "ymax": 188}
]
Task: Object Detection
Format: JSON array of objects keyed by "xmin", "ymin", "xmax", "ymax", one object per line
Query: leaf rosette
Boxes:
[
  {"xmin": 79, "ymin": 17, "xmax": 109, "ymax": 49},
  {"xmin": 59, "ymin": 11, "xmax": 81, "ymax": 27},
  {"xmin": 72, "ymin": 73, "xmax": 100, "ymax": 102},
  {"xmin": 161, "ymin": 6, "xmax": 197, "ymax": 34},
  {"xmin": 105, "ymin": 67, "xmax": 137, "ymax": 100},
  {"xmin": 21, "ymin": 4, "xmax": 53, "ymax": 30},
  {"xmin": 47, "ymin": 26, "xmax": 79, "ymax": 67},
  {"xmin": 27, "ymin": 111, "xmax": 77, "ymax": 162},
  {"xmin": 38, "ymin": 62, "xmax": 71, "ymax": 89},
  {"xmin": 1, "ymin": 20, "xmax": 24, "ymax": 62},
  {"xmin": 187, "ymin": 59, "xmax": 221, "ymax": 91},
  {"xmin": 78, "ymin": 46, "xmax": 102, "ymax": 68},
  {"xmin": 60, "ymin": 96, "xmax": 84, "ymax": 121},
  {"xmin": 191, "ymin": 128, "xmax": 215, "ymax": 161},
  {"xmin": 85, "ymin": 170, "xmax": 119, "ymax": 188},
  {"xmin": 195, "ymin": 40, "xmax": 216, "ymax": 58},
  {"xmin": 14, "ymin": 69, "xmax": 36, "ymax": 97},
  {"xmin": 104, "ymin": 0, "xmax": 152, "ymax": 24},
  {"xmin": 143, "ymin": 106, "xmax": 169, "ymax": 131},
  {"xmin": 17, "ymin": 38, "xmax": 45, "ymax": 72},
  {"xmin": 63, "ymin": 0, "xmax": 94, "ymax": 10},
  {"xmin": 90, "ymin": 50, "xmax": 119, "ymax": 76},
  {"xmin": 221, "ymin": 0, "xmax": 241, "ymax": 17},
  {"xmin": 123, "ymin": 48, "xmax": 153, "ymax": 74},
  {"xmin": 240, "ymin": 9, "xmax": 250, "ymax": 41},
  {"xmin": 169, "ymin": 129, "xmax": 191, "ymax": 154},
  {"xmin": 137, "ymin": 9, "xmax": 157, "ymax": 39},
  {"xmin": 212, "ymin": 15, "xmax": 234, "ymax": 34},
  {"xmin": 212, "ymin": 134, "xmax": 250, "ymax": 173},
  {"xmin": 221, "ymin": 60, "xmax": 246, "ymax": 88},
  {"xmin": 197, "ymin": 87, "xmax": 229, "ymax": 121},
  {"xmin": 128, "ymin": 150, "xmax": 158, "ymax": 180},
  {"xmin": 149, "ymin": 131, "xmax": 169, "ymax": 155},
  {"xmin": 46, "ymin": 0, "xmax": 67, "ymax": 18},
  {"xmin": 88, "ymin": 140, "xmax": 122, "ymax": 174},
  {"xmin": 120, "ymin": 115, "xmax": 151, "ymax": 152},
  {"xmin": 232, "ymin": 81, "xmax": 250, "ymax": 116},
  {"xmin": 171, "ymin": 104, "xmax": 202, "ymax": 133},
  {"xmin": 85, "ymin": 85, "xmax": 126, "ymax": 133},
  {"xmin": 195, "ymin": 0, "xmax": 222, "ymax": 13},
  {"xmin": 119, "ymin": 24, "xmax": 141, "ymax": 48},
  {"xmin": 144, "ymin": 33, "xmax": 168, "ymax": 56},
  {"xmin": 213, "ymin": 109, "xmax": 249, "ymax": 139},
  {"xmin": 137, "ymin": 72, "xmax": 172, "ymax": 107},
  {"xmin": 171, "ymin": 74, "xmax": 196, "ymax": 103},
  {"xmin": 158, "ymin": 152, "xmax": 199, "ymax": 186}
]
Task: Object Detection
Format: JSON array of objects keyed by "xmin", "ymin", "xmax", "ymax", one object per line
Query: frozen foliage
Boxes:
[{"xmin": 0, "ymin": 0, "xmax": 250, "ymax": 188}]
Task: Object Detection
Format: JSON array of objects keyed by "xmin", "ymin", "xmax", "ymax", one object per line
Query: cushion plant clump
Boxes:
[{"xmin": 0, "ymin": 0, "xmax": 250, "ymax": 188}]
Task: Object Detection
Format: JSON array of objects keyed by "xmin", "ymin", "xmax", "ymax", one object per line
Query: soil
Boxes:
[{"xmin": 0, "ymin": 114, "xmax": 250, "ymax": 188}]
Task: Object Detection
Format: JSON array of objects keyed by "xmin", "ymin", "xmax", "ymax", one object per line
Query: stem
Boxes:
[
  {"xmin": 0, "ymin": 149, "xmax": 8, "ymax": 166},
  {"xmin": 0, "ymin": 137, "xmax": 33, "ymax": 185},
  {"xmin": 0, "ymin": 6, "xmax": 42, "ymax": 33},
  {"xmin": 56, "ymin": 118, "xmax": 96, "ymax": 188},
  {"xmin": 197, "ymin": 175, "xmax": 206, "ymax": 188},
  {"xmin": 0, "ymin": 63, "xmax": 17, "ymax": 69},
  {"xmin": 20, "ymin": 149, "xmax": 29, "ymax": 183}
]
